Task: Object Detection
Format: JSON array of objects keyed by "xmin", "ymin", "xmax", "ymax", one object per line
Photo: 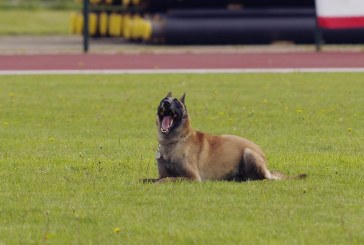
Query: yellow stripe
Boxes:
[
  {"xmin": 69, "ymin": 12, "xmax": 78, "ymax": 34},
  {"xmin": 99, "ymin": 12, "xmax": 109, "ymax": 36},
  {"xmin": 142, "ymin": 19, "xmax": 152, "ymax": 41},
  {"xmin": 75, "ymin": 13, "xmax": 84, "ymax": 34},
  {"xmin": 122, "ymin": 14, "xmax": 131, "ymax": 39},
  {"xmin": 89, "ymin": 13, "xmax": 97, "ymax": 36},
  {"xmin": 131, "ymin": 15, "xmax": 142, "ymax": 39}
]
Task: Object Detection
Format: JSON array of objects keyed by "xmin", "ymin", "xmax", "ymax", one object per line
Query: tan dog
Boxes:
[{"xmin": 144, "ymin": 92, "xmax": 306, "ymax": 183}]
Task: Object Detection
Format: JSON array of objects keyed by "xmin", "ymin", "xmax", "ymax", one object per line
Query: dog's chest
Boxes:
[{"xmin": 157, "ymin": 145, "xmax": 186, "ymax": 176}]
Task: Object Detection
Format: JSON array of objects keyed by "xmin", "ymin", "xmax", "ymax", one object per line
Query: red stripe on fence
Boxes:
[{"xmin": 318, "ymin": 16, "xmax": 364, "ymax": 29}]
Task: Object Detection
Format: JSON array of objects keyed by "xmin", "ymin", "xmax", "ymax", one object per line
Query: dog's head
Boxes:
[{"xmin": 156, "ymin": 92, "xmax": 188, "ymax": 135}]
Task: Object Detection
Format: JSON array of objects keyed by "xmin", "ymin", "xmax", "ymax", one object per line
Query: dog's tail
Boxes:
[{"xmin": 270, "ymin": 171, "xmax": 307, "ymax": 180}]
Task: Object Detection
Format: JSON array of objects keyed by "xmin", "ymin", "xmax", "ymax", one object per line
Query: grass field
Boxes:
[
  {"xmin": 0, "ymin": 73, "xmax": 363, "ymax": 244},
  {"xmin": 0, "ymin": 10, "xmax": 71, "ymax": 35},
  {"xmin": 0, "ymin": 0, "xmax": 76, "ymax": 10}
]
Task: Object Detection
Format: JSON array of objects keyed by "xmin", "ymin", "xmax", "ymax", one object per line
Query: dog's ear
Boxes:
[
  {"xmin": 180, "ymin": 93, "xmax": 186, "ymax": 104},
  {"xmin": 166, "ymin": 92, "xmax": 172, "ymax": 98}
]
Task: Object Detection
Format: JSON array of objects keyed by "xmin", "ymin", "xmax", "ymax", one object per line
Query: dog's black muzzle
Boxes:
[{"xmin": 162, "ymin": 98, "xmax": 172, "ymax": 108}]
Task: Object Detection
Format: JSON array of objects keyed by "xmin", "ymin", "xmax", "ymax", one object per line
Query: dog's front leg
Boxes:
[
  {"xmin": 156, "ymin": 165, "xmax": 201, "ymax": 183},
  {"xmin": 156, "ymin": 177, "xmax": 190, "ymax": 183},
  {"xmin": 139, "ymin": 178, "xmax": 160, "ymax": 183}
]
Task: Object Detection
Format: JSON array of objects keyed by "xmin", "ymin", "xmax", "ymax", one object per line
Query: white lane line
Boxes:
[{"xmin": 1, "ymin": 68, "xmax": 364, "ymax": 75}]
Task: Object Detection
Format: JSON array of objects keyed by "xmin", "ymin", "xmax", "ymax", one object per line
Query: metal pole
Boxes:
[
  {"xmin": 83, "ymin": 0, "xmax": 89, "ymax": 53},
  {"xmin": 314, "ymin": 0, "xmax": 321, "ymax": 52},
  {"xmin": 315, "ymin": 24, "xmax": 322, "ymax": 52}
]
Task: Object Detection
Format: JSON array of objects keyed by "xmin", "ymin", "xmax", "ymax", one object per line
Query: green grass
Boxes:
[
  {"xmin": 0, "ymin": 0, "xmax": 77, "ymax": 10},
  {"xmin": 0, "ymin": 73, "xmax": 363, "ymax": 244},
  {"xmin": 0, "ymin": 9, "xmax": 72, "ymax": 35}
]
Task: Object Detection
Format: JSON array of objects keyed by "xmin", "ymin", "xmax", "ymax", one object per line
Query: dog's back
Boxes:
[{"xmin": 184, "ymin": 132, "xmax": 266, "ymax": 181}]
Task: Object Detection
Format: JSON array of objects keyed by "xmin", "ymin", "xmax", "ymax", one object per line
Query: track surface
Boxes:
[{"xmin": 0, "ymin": 52, "xmax": 363, "ymax": 71}]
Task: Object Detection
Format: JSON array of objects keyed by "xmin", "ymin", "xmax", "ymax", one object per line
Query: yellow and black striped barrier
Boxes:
[
  {"xmin": 75, "ymin": 0, "xmax": 364, "ymax": 46},
  {"xmin": 70, "ymin": 10, "xmax": 152, "ymax": 41}
]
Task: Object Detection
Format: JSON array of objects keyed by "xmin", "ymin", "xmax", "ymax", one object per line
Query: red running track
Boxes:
[{"xmin": 0, "ymin": 52, "xmax": 363, "ymax": 70}]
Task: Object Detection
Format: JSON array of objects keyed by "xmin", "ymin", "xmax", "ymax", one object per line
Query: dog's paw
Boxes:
[
  {"xmin": 139, "ymin": 178, "xmax": 159, "ymax": 183},
  {"xmin": 155, "ymin": 178, "xmax": 171, "ymax": 184}
]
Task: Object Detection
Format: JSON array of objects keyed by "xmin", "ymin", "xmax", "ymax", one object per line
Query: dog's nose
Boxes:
[{"xmin": 163, "ymin": 99, "xmax": 172, "ymax": 107}]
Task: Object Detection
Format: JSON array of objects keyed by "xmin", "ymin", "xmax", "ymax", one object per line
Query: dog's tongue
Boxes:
[{"xmin": 162, "ymin": 116, "xmax": 173, "ymax": 131}]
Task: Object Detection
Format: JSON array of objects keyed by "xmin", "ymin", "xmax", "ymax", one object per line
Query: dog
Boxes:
[{"xmin": 143, "ymin": 92, "xmax": 306, "ymax": 183}]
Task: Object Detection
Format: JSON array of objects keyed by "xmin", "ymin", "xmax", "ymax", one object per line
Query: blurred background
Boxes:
[
  {"xmin": 0, "ymin": 0, "xmax": 363, "ymax": 50},
  {"xmin": 0, "ymin": 0, "xmax": 76, "ymax": 36}
]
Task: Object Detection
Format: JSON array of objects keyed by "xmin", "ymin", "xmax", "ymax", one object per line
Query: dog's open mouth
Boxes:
[
  {"xmin": 161, "ymin": 115, "xmax": 174, "ymax": 133},
  {"xmin": 160, "ymin": 110, "xmax": 178, "ymax": 134}
]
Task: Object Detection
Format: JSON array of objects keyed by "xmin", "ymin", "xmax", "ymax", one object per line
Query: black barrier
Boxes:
[
  {"xmin": 132, "ymin": 0, "xmax": 314, "ymax": 11},
  {"xmin": 167, "ymin": 8, "xmax": 315, "ymax": 18},
  {"xmin": 146, "ymin": 16, "xmax": 364, "ymax": 45},
  {"xmin": 83, "ymin": 0, "xmax": 89, "ymax": 53},
  {"xmin": 152, "ymin": 17, "xmax": 316, "ymax": 44}
]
